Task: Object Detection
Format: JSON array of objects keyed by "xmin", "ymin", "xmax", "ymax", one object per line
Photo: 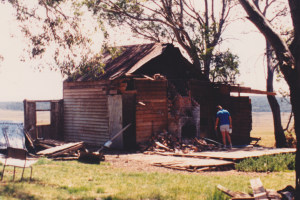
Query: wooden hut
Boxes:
[
  {"xmin": 61, "ymin": 43, "xmax": 273, "ymax": 148},
  {"xmin": 23, "ymin": 43, "xmax": 274, "ymax": 149}
]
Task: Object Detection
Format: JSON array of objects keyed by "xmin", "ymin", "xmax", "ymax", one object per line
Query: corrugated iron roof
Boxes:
[
  {"xmin": 0, "ymin": 121, "xmax": 25, "ymax": 149},
  {"xmin": 67, "ymin": 43, "xmax": 206, "ymax": 82}
]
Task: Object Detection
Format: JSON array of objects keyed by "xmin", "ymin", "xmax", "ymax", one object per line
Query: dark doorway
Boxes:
[{"xmin": 181, "ymin": 122, "xmax": 196, "ymax": 138}]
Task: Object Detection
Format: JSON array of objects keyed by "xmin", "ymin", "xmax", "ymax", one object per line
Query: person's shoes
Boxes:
[
  {"xmin": 229, "ymin": 144, "xmax": 232, "ymax": 149},
  {"xmin": 222, "ymin": 145, "xmax": 227, "ymax": 150}
]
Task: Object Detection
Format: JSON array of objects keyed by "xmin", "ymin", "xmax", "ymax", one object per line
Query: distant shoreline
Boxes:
[{"xmin": 0, "ymin": 96, "xmax": 291, "ymax": 112}]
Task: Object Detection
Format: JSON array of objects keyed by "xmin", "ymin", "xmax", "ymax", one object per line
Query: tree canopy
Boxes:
[
  {"xmin": 5, "ymin": 0, "xmax": 105, "ymax": 76},
  {"xmin": 3, "ymin": 0, "xmax": 242, "ymax": 83},
  {"xmin": 85, "ymin": 0, "xmax": 239, "ymax": 79},
  {"xmin": 238, "ymin": 0, "xmax": 300, "ymax": 194}
]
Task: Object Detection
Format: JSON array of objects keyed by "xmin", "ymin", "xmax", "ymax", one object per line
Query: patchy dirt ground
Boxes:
[{"xmin": 103, "ymin": 153, "xmax": 270, "ymax": 177}]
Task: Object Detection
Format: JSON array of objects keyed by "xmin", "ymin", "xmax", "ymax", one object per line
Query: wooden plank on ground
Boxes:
[
  {"xmin": 119, "ymin": 154, "xmax": 234, "ymax": 170},
  {"xmin": 217, "ymin": 184, "xmax": 252, "ymax": 198},
  {"xmin": 37, "ymin": 142, "xmax": 83, "ymax": 155},
  {"xmin": 151, "ymin": 148, "xmax": 296, "ymax": 160},
  {"xmin": 51, "ymin": 143, "xmax": 83, "ymax": 157},
  {"xmin": 250, "ymin": 178, "xmax": 268, "ymax": 200}
]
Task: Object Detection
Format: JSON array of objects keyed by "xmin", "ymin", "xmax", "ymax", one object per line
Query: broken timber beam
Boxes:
[
  {"xmin": 155, "ymin": 141, "xmax": 170, "ymax": 150},
  {"xmin": 217, "ymin": 184, "xmax": 252, "ymax": 198},
  {"xmin": 37, "ymin": 142, "xmax": 84, "ymax": 156},
  {"xmin": 51, "ymin": 143, "xmax": 83, "ymax": 157},
  {"xmin": 250, "ymin": 178, "xmax": 268, "ymax": 200}
]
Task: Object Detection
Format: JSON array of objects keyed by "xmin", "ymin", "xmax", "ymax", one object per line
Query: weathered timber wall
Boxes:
[
  {"xmin": 24, "ymin": 100, "xmax": 64, "ymax": 141},
  {"xmin": 24, "ymin": 100, "xmax": 37, "ymax": 139},
  {"xmin": 108, "ymin": 95, "xmax": 123, "ymax": 148},
  {"xmin": 134, "ymin": 79, "xmax": 167, "ymax": 143},
  {"xmin": 219, "ymin": 96, "xmax": 252, "ymax": 144},
  {"xmin": 50, "ymin": 100, "xmax": 64, "ymax": 140},
  {"xmin": 63, "ymin": 81, "xmax": 111, "ymax": 145},
  {"xmin": 36, "ymin": 125, "xmax": 50, "ymax": 139},
  {"xmin": 122, "ymin": 94, "xmax": 136, "ymax": 150}
]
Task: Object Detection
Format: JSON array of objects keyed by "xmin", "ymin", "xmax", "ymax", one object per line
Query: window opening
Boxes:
[{"xmin": 36, "ymin": 102, "xmax": 50, "ymax": 125}]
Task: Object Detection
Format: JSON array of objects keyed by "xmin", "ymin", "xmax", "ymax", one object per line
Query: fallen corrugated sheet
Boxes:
[
  {"xmin": 147, "ymin": 148, "xmax": 296, "ymax": 161},
  {"xmin": 0, "ymin": 121, "xmax": 25, "ymax": 149},
  {"xmin": 37, "ymin": 142, "xmax": 84, "ymax": 157},
  {"xmin": 118, "ymin": 154, "xmax": 234, "ymax": 172}
]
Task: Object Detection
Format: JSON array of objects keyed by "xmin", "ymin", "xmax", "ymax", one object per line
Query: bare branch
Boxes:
[{"xmin": 283, "ymin": 111, "xmax": 294, "ymax": 131}]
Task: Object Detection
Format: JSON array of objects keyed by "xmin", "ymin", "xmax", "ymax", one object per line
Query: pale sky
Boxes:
[{"xmin": 0, "ymin": 1, "xmax": 289, "ymax": 102}]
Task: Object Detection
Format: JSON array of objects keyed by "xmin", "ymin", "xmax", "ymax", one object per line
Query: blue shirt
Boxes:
[{"xmin": 216, "ymin": 109, "xmax": 230, "ymax": 125}]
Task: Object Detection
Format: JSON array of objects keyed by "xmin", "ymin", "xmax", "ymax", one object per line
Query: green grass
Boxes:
[
  {"xmin": 0, "ymin": 158, "xmax": 295, "ymax": 200},
  {"xmin": 235, "ymin": 153, "xmax": 295, "ymax": 172}
]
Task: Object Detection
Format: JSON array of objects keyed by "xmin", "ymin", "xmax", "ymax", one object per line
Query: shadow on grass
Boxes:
[
  {"xmin": 0, "ymin": 184, "xmax": 37, "ymax": 200},
  {"xmin": 0, "ymin": 178, "xmax": 102, "ymax": 200}
]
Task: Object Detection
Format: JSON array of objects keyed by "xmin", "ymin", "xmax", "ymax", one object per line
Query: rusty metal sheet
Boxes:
[
  {"xmin": 65, "ymin": 43, "xmax": 207, "ymax": 82},
  {"xmin": 0, "ymin": 121, "xmax": 25, "ymax": 149}
]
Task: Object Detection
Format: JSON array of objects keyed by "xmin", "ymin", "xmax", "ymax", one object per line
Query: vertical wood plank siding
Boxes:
[
  {"xmin": 108, "ymin": 95, "xmax": 123, "ymax": 148},
  {"xmin": 134, "ymin": 80, "xmax": 167, "ymax": 143},
  {"xmin": 122, "ymin": 94, "xmax": 136, "ymax": 149},
  {"xmin": 50, "ymin": 100, "xmax": 64, "ymax": 141},
  {"xmin": 63, "ymin": 81, "xmax": 110, "ymax": 145},
  {"xmin": 221, "ymin": 97, "xmax": 252, "ymax": 144},
  {"xmin": 23, "ymin": 100, "xmax": 37, "ymax": 140},
  {"xmin": 36, "ymin": 125, "xmax": 50, "ymax": 139}
]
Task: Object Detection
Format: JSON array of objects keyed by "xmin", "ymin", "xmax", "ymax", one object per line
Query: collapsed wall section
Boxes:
[{"xmin": 167, "ymin": 80, "xmax": 200, "ymax": 138}]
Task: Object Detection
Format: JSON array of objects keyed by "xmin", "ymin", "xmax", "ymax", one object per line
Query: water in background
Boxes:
[
  {"xmin": 0, "ymin": 109, "xmax": 50, "ymax": 125},
  {"xmin": 0, "ymin": 109, "xmax": 293, "ymax": 132}
]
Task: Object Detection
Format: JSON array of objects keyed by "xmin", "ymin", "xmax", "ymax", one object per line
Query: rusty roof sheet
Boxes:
[
  {"xmin": 0, "ymin": 121, "xmax": 25, "ymax": 149},
  {"xmin": 67, "ymin": 43, "xmax": 208, "ymax": 82},
  {"xmin": 71, "ymin": 43, "xmax": 164, "ymax": 82}
]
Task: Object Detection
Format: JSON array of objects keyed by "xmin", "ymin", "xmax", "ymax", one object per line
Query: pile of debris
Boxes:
[
  {"xmin": 218, "ymin": 178, "xmax": 294, "ymax": 200},
  {"xmin": 35, "ymin": 140, "xmax": 84, "ymax": 160},
  {"xmin": 30, "ymin": 138, "xmax": 104, "ymax": 163},
  {"xmin": 34, "ymin": 139, "xmax": 67, "ymax": 151},
  {"xmin": 24, "ymin": 129, "xmax": 85, "ymax": 160},
  {"xmin": 141, "ymin": 131, "xmax": 221, "ymax": 153}
]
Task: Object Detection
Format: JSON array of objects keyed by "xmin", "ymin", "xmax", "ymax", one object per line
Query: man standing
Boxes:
[{"xmin": 215, "ymin": 105, "xmax": 232, "ymax": 149}]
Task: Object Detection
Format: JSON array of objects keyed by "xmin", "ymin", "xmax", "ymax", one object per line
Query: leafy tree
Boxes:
[
  {"xmin": 5, "ymin": 0, "xmax": 102, "ymax": 76},
  {"xmin": 85, "ymin": 0, "xmax": 239, "ymax": 78},
  {"xmin": 210, "ymin": 49, "xmax": 240, "ymax": 84},
  {"xmin": 5, "ymin": 0, "xmax": 242, "ymax": 82},
  {"xmin": 251, "ymin": 0, "xmax": 291, "ymax": 147},
  {"xmin": 238, "ymin": 0, "xmax": 300, "ymax": 194}
]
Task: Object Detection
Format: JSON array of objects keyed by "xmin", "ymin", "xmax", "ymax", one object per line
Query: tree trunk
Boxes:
[
  {"xmin": 290, "ymin": 81, "xmax": 300, "ymax": 195},
  {"xmin": 238, "ymin": 0, "xmax": 298, "ymax": 194},
  {"xmin": 203, "ymin": 52, "xmax": 213, "ymax": 79},
  {"xmin": 266, "ymin": 41, "xmax": 286, "ymax": 148}
]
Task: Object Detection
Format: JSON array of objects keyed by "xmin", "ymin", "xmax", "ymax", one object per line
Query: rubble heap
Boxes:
[{"xmin": 142, "ymin": 131, "xmax": 221, "ymax": 153}]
